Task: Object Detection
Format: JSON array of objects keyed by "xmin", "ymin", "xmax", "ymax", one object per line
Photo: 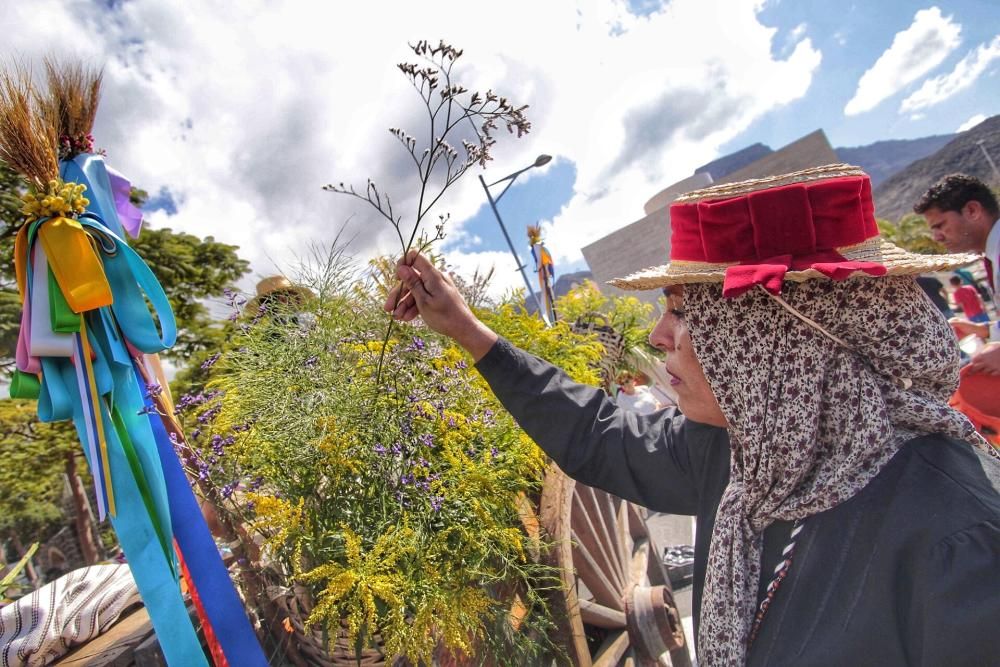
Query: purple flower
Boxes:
[
  {"xmin": 430, "ymin": 496, "xmax": 444, "ymax": 512},
  {"xmin": 456, "ymin": 360, "xmax": 467, "ymax": 370},
  {"xmin": 304, "ymin": 355, "xmax": 319, "ymax": 369},
  {"xmin": 248, "ymin": 476, "xmax": 265, "ymax": 492},
  {"xmin": 447, "ymin": 416, "xmax": 457, "ymax": 428},
  {"xmin": 201, "ymin": 352, "xmax": 222, "ymax": 370},
  {"xmin": 411, "ymin": 337, "xmax": 426, "ymax": 351},
  {"xmin": 418, "ymin": 433, "xmax": 435, "ymax": 448},
  {"xmin": 391, "ymin": 442, "xmax": 403, "ymax": 456},
  {"xmin": 197, "ymin": 404, "xmax": 222, "ymax": 424},
  {"xmin": 136, "ymin": 404, "xmax": 159, "ymax": 416},
  {"xmin": 400, "ymin": 473, "xmax": 414, "ymax": 486},
  {"xmin": 221, "ymin": 480, "xmax": 240, "ymax": 499},
  {"xmin": 374, "ymin": 443, "xmax": 388, "ymax": 455},
  {"xmin": 491, "ymin": 447, "xmax": 499, "ymax": 458},
  {"xmin": 145, "ymin": 382, "xmax": 163, "ymax": 398},
  {"xmin": 417, "ymin": 457, "xmax": 430, "ymax": 468}
]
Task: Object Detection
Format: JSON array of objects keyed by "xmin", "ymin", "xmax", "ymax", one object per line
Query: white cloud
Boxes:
[
  {"xmin": 1, "ymin": 0, "xmax": 821, "ymax": 300},
  {"xmin": 900, "ymin": 35, "xmax": 1000, "ymax": 115},
  {"xmin": 844, "ymin": 7, "xmax": 961, "ymax": 116},
  {"xmin": 957, "ymin": 113, "xmax": 987, "ymax": 132}
]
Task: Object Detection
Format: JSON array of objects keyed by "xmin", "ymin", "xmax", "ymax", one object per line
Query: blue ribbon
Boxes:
[
  {"xmin": 138, "ymin": 366, "xmax": 269, "ymax": 667},
  {"xmin": 46, "ymin": 355, "xmax": 207, "ymax": 665}
]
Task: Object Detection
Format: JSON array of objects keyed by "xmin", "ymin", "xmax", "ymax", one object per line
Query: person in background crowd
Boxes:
[
  {"xmin": 950, "ymin": 275, "xmax": 989, "ymax": 323},
  {"xmin": 387, "ymin": 165, "xmax": 1000, "ymax": 666},
  {"xmin": 615, "ymin": 370, "xmax": 662, "ymax": 414},
  {"xmin": 917, "ymin": 173, "xmax": 1000, "ymax": 374},
  {"xmin": 915, "ymin": 274, "xmax": 954, "ymax": 317}
]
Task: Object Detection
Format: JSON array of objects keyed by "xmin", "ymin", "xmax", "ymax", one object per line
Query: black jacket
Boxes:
[{"xmin": 477, "ymin": 338, "xmax": 1000, "ymax": 666}]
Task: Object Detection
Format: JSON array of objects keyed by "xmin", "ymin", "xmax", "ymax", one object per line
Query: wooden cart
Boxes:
[{"xmin": 539, "ymin": 466, "xmax": 692, "ymax": 667}]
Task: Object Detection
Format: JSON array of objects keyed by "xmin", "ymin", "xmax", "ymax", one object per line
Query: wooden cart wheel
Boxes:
[{"xmin": 540, "ymin": 464, "xmax": 692, "ymax": 667}]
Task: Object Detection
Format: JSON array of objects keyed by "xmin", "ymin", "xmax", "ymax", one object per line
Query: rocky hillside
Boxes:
[
  {"xmin": 837, "ymin": 134, "xmax": 954, "ymax": 186},
  {"xmin": 873, "ymin": 114, "xmax": 1000, "ymax": 221},
  {"xmin": 697, "ymin": 133, "xmax": 955, "ymax": 186}
]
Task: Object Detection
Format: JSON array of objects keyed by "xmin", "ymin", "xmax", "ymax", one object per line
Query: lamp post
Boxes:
[
  {"xmin": 977, "ymin": 140, "xmax": 1000, "ymax": 185},
  {"xmin": 479, "ymin": 154, "xmax": 553, "ymax": 325}
]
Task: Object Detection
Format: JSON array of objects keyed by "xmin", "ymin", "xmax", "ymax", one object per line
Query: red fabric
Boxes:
[
  {"xmin": 953, "ymin": 285, "xmax": 985, "ymax": 317},
  {"xmin": 177, "ymin": 541, "xmax": 229, "ymax": 667},
  {"xmin": 669, "ymin": 176, "xmax": 883, "ymax": 297}
]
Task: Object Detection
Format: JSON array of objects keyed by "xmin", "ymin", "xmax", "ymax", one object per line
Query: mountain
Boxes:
[
  {"xmin": 873, "ymin": 115, "xmax": 1000, "ymax": 222},
  {"xmin": 836, "ymin": 134, "xmax": 954, "ymax": 187},
  {"xmin": 695, "ymin": 143, "xmax": 773, "ymax": 180},
  {"xmin": 695, "ymin": 133, "xmax": 957, "ymax": 186}
]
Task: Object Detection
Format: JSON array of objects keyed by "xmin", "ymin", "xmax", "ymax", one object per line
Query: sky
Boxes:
[{"xmin": 2, "ymin": 0, "xmax": 998, "ymax": 300}]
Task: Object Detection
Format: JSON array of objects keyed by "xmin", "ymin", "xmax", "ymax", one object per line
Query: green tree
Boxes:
[{"xmin": 877, "ymin": 214, "xmax": 945, "ymax": 255}]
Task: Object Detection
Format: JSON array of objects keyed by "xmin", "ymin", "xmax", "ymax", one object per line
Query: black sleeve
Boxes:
[
  {"xmin": 475, "ymin": 337, "xmax": 728, "ymax": 514},
  {"xmin": 909, "ymin": 520, "xmax": 1000, "ymax": 666}
]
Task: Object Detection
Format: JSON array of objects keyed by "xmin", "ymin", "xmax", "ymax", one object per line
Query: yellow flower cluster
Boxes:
[{"xmin": 20, "ymin": 179, "xmax": 90, "ymax": 222}]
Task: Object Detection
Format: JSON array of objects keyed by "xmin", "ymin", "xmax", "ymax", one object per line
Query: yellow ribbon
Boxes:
[
  {"xmin": 80, "ymin": 318, "xmax": 116, "ymax": 517},
  {"xmin": 37, "ymin": 217, "xmax": 113, "ymax": 313}
]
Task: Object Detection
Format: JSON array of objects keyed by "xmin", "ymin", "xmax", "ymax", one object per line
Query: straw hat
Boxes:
[
  {"xmin": 249, "ymin": 275, "xmax": 314, "ymax": 310},
  {"xmin": 610, "ymin": 164, "xmax": 978, "ymax": 297}
]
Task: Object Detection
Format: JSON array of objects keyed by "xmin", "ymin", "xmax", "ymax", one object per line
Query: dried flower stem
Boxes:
[{"xmin": 324, "ymin": 40, "xmax": 530, "ymax": 382}]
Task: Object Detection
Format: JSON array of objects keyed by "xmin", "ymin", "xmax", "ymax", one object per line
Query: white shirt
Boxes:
[{"xmin": 984, "ymin": 220, "xmax": 1000, "ymax": 340}]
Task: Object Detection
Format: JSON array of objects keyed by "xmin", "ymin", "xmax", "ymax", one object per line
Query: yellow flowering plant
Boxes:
[{"xmin": 176, "ymin": 256, "xmax": 604, "ymax": 664}]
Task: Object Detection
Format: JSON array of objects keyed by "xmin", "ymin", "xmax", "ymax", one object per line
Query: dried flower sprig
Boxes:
[{"xmin": 324, "ymin": 40, "xmax": 531, "ymax": 380}]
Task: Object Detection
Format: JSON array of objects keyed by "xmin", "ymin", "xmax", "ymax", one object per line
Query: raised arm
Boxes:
[{"xmin": 385, "ymin": 251, "xmax": 729, "ymax": 513}]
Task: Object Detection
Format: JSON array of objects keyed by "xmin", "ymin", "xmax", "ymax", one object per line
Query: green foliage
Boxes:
[
  {"xmin": 129, "ymin": 226, "xmax": 249, "ymax": 365},
  {"xmin": 0, "ymin": 399, "xmax": 83, "ymax": 541},
  {"xmin": 877, "ymin": 214, "xmax": 945, "ymax": 255},
  {"xmin": 554, "ymin": 279, "xmax": 659, "ymax": 375},
  {"xmin": 178, "ymin": 255, "xmax": 598, "ymax": 664}
]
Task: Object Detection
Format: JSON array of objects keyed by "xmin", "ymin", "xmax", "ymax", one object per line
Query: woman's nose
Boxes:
[{"xmin": 649, "ymin": 314, "xmax": 675, "ymax": 351}]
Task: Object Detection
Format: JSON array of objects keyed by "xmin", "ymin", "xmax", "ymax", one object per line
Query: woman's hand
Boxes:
[{"xmin": 383, "ymin": 250, "xmax": 498, "ymax": 362}]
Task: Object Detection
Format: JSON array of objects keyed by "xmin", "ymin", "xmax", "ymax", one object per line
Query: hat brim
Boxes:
[
  {"xmin": 608, "ymin": 238, "xmax": 980, "ymax": 291},
  {"xmin": 247, "ymin": 285, "xmax": 316, "ymax": 310}
]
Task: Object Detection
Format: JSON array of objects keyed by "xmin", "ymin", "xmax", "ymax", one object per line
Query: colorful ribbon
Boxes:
[{"xmin": 9, "ymin": 156, "xmax": 265, "ymax": 665}]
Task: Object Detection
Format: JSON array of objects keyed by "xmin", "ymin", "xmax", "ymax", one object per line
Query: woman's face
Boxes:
[{"xmin": 649, "ymin": 285, "xmax": 728, "ymax": 427}]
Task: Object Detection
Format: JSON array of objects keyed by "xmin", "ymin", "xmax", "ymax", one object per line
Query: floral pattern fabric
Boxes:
[{"xmin": 684, "ymin": 276, "xmax": 987, "ymax": 666}]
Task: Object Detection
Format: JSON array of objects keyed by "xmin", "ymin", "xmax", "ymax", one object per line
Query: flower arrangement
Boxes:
[{"xmin": 179, "ymin": 267, "xmax": 604, "ymax": 663}]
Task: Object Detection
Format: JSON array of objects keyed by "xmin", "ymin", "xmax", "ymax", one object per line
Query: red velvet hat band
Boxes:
[{"xmin": 669, "ymin": 176, "xmax": 887, "ymax": 297}]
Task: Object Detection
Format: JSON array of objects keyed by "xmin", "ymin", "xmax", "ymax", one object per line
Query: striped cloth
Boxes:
[{"xmin": 1, "ymin": 564, "xmax": 140, "ymax": 666}]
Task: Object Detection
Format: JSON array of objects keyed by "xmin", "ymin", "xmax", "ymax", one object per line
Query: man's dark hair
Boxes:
[
  {"xmin": 950, "ymin": 275, "xmax": 963, "ymax": 286},
  {"xmin": 914, "ymin": 173, "xmax": 999, "ymax": 218}
]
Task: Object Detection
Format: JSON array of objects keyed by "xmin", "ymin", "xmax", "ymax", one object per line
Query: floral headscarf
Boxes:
[{"xmin": 684, "ymin": 276, "xmax": 987, "ymax": 665}]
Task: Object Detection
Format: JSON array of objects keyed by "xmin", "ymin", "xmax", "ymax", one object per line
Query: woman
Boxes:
[{"xmin": 385, "ymin": 165, "xmax": 1000, "ymax": 665}]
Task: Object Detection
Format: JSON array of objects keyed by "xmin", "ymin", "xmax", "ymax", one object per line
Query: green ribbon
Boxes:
[
  {"xmin": 111, "ymin": 406, "xmax": 175, "ymax": 577},
  {"xmin": 48, "ymin": 267, "xmax": 81, "ymax": 333},
  {"xmin": 9, "ymin": 370, "xmax": 41, "ymax": 399}
]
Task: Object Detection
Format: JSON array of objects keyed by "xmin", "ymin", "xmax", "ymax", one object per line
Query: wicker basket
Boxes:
[{"xmin": 268, "ymin": 584, "xmax": 392, "ymax": 667}]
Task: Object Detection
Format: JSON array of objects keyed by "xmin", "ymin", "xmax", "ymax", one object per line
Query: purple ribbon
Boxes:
[{"xmin": 106, "ymin": 166, "xmax": 144, "ymax": 238}]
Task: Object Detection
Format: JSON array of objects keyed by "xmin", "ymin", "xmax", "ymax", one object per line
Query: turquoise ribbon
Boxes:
[
  {"xmin": 60, "ymin": 154, "xmax": 125, "ymax": 238},
  {"xmin": 78, "ymin": 214, "xmax": 176, "ymax": 352}
]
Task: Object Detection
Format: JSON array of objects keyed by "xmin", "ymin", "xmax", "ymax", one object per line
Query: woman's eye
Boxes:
[{"xmin": 669, "ymin": 308, "xmax": 685, "ymax": 319}]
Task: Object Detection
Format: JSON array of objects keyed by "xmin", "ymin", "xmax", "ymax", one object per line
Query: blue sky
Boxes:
[
  {"xmin": 456, "ymin": 0, "xmax": 1000, "ymax": 281},
  {"xmin": 3, "ymin": 0, "xmax": 997, "ymax": 297}
]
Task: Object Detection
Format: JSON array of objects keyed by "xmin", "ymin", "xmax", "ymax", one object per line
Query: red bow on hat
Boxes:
[{"xmin": 669, "ymin": 176, "xmax": 887, "ymax": 297}]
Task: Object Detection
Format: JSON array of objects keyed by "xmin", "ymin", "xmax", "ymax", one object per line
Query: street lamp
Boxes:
[
  {"xmin": 479, "ymin": 154, "xmax": 553, "ymax": 325},
  {"xmin": 976, "ymin": 140, "xmax": 1000, "ymax": 184}
]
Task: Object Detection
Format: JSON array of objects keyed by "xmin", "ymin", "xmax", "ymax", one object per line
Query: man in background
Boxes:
[
  {"xmin": 950, "ymin": 275, "xmax": 989, "ymax": 323},
  {"xmin": 916, "ymin": 173, "xmax": 1000, "ymax": 374}
]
